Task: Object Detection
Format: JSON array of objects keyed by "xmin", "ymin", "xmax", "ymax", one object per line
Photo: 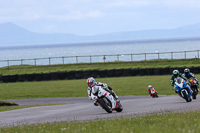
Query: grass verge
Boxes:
[
  {"xmin": 1, "ymin": 58, "xmax": 200, "ymax": 75},
  {"xmin": 0, "ymin": 74, "xmax": 187, "ymax": 99},
  {"xmin": 1, "ymin": 111, "xmax": 200, "ymax": 133}
]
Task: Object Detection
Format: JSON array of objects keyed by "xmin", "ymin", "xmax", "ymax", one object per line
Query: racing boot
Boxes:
[
  {"xmin": 111, "ymin": 90, "xmax": 119, "ymax": 103},
  {"xmin": 94, "ymin": 100, "xmax": 98, "ymax": 106}
]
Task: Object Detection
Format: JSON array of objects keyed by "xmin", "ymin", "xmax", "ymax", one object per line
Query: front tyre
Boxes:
[
  {"xmin": 98, "ymin": 98, "xmax": 112, "ymax": 113},
  {"xmin": 181, "ymin": 90, "xmax": 191, "ymax": 102}
]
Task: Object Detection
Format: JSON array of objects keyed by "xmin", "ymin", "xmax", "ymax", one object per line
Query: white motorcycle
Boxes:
[{"xmin": 91, "ymin": 86, "xmax": 123, "ymax": 113}]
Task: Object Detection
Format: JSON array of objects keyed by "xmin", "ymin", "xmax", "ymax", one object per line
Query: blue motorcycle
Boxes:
[{"xmin": 175, "ymin": 77, "xmax": 192, "ymax": 102}]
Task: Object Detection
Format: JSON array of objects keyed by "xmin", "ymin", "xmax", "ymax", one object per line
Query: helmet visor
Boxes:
[{"xmin": 87, "ymin": 82, "xmax": 94, "ymax": 87}]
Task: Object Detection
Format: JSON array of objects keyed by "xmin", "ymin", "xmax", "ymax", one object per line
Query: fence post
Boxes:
[
  {"xmin": 21, "ymin": 59, "xmax": 23, "ymax": 65},
  {"xmin": 158, "ymin": 53, "xmax": 160, "ymax": 60},
  {"xmin": 90, "ymin": 56, "xmax": 92, "ymax": 63},
  {"xmin": 34, "ymin": 58, "xmax": 37, "ymax": 66},
  {"xmin": 171, "ymin": 52, "xmax": 173, "ymax": 59},
  {"xmin": 131, "ymin": 54, "xmax": 133, "ymax": 61},
  {"xmin": 76, "ymin": 56, "xmax": 78, "ymax": 63},
  {"xmin": 185, "ymin": 51, "xmax": 186, "ymax": 59},
  {"xmin": 117, "ymin": 55, "xmax": 119, "ymax": 61},
  {"xmin": 7, "ymin": 60, "xmax": 9, "ymax": 70},
  {"xmin": 62, "ymin": 57, "xmax": 64, "ymax": 64},
  {"xmin": 49, "ymin": 57, "xmax": 51, "ymax": 65},
  {"xmin": 103, "ymin": 55, "xmax": 106, "ymax": 63}
]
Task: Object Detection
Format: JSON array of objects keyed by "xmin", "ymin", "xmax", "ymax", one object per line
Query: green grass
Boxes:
[
  {"xmin": 1, "ymin": 111, "xmax": 200, "ymax": 133},
  {"xmin": 0, "ymin": 103, "xmax": 65, "ymax": 112},
  {"xmin": 1, "ymin": 58, "xmax": 200, "ymax": 75},
  {"xmin": 0, "ymin": 74, "xmax": 184, "ymax": 99}
]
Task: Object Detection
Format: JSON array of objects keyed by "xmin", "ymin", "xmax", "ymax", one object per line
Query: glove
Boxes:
[
  {"xmin": 108, "ymin": 86, "xmax": 113, "ymax": 90},
  {"xmin": 88, "ymin": 96, "xmax": 92, "ymax": 100},
  {"xmin": 103, "ymin": 83, "xmax": 108, "ymax": 88},
  {"xmin": 93, "ymin": 96, "xmax": 98, "ymax": 100},
  {"xmin": 173, "ymin": 85, "xmax": 176, "ymax": 89}
]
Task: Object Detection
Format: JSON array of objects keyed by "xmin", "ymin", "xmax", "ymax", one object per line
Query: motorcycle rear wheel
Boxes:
[
  {"xmin": 116, "ymin": 102, "xmax": 123, "ymax": 112},
  {"xmin": 192, "ymin": 87, "xmax": 197, "ymax": 99}
]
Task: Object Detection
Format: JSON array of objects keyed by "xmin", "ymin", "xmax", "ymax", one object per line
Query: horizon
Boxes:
[{"xmin": 1, "ymin": 0, "xmax": 200, "ymax": 36}]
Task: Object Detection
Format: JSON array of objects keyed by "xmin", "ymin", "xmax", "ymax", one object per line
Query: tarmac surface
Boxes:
[{"xmin": 1, "ymin": 95, "xmax": 200, "ymax": 127}]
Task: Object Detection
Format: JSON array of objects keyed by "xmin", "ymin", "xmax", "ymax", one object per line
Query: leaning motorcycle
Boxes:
[
  {"xmin": 91, "ymin": 86, "xmax": 123, "ymax": 113},
  {"xmin": 174, "ymin": 77, "xmax": 192, "ymax": 102},
  {"xmin": 150, "ymin": 88, "xmax": 159, "ymax": 98},
  {"xmin": 188, "ymin": 77, "xmax": 199, "ymax": 99}
]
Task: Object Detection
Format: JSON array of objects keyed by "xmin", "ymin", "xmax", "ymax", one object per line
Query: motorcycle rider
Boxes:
[
  {"xmin": 87, "ymin": 77, "xmax": 119, "ymax": 106},
  {"xmin": 182, "ymin": 68, "xmax": 199, "ymax": 92},
  {"xmin": 170, "ymin": 70, "xmax": 187, "ymax": 89},
  {"xmin": 170, "ymin": 70, "xmax": 192, "ymax": 99},
  {"xmin": 148, "ymin": 85, "xmax": 158, "ymax": 97}
]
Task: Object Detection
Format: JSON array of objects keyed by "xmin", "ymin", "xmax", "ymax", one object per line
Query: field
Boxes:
[
  {"xmin": 0, "ymin": 74, "xmax": 190, "ymax": 99},
  {"xmin": 1, "ymin": 111, "xmax": 200, "ymax": 133}
]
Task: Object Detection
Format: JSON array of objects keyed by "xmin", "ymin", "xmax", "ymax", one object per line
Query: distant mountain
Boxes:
[
  {"xmin": 1, "ymin": 22, "xmax": 200, "ymax": 47},
  {"xmin": 0, "ymin": 22, "xmax": 80, "ymax": 46}
]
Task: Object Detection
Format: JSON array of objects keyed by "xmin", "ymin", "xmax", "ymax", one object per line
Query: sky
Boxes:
[{"xmin": 0, "ymin": 0, "xmax": 200, "ymax": 36}]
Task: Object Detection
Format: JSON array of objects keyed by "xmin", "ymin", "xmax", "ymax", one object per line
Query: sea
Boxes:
[{"xmin": 0, "ymin": 39, "xmax": 200, "ymax": 67}]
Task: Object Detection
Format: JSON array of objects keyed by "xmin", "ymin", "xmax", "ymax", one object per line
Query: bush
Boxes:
[{"xmin": 0, "ymin": 101, "xmax": 18, "ymax": 106}]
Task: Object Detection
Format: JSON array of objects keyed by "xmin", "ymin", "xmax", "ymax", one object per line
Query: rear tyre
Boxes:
[
  {"xmin": 116, "ymin": 102, "xmax": 123, "ymax": 112},
  {"xmin": 192, "ymin": 87, "xmax": 197, "ymax": 99}
]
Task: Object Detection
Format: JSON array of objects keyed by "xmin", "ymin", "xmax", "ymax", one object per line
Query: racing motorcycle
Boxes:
[
  {"xmin": 150, "ymin": 87, "xmax": 159, "ymax": 98},
  {"xmin": 188, "ymin": 77, "xmax": 199, "ymax": 99},
  {"xmin": 174, "ymin": 77, "xmax": 192, "ymax": 102},
  {"xmin": 91, "ymin": 86, "xmax": 123, "ymax": 113}
]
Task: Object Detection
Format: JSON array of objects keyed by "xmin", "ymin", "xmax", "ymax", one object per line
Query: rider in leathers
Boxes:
[
  {"xmin": 182, "ymin": 68, "xmax": 199, "ymax": 92},
  {"xmin": 170, "ymin": 70, "xmax": 187, "ymax": 88},
  {"xmin": 170, "ymin": 70, "xmax": 192, "ymax": 98},
  {"xmin": 87, "ymin": 77, "xmax": 119, "ymax": 106}
]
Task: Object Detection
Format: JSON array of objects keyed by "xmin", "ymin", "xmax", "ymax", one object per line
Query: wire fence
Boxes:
[{"xmin": 0, "ymin": 50, "xmax": 199, "ymax": 68}]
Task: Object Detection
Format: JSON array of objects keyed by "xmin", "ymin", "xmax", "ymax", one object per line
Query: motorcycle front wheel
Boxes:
[{"xmin": 98, "ymin": 97, "xmax": 112, "ymax": 113}]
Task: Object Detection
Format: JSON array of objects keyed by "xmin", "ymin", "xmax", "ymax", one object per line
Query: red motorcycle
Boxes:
[
  {"xmin": 149, "ymin": 87, "xmax": 159, "ymax": 98},
  {"xmin": 188, "ymin": 77, "xmax": 199, "ymax": 99}
]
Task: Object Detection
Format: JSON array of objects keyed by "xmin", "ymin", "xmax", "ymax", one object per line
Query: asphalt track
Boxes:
[{"xmin": 1, "ymin": 95, "xmax": 200, "ymax": 127}]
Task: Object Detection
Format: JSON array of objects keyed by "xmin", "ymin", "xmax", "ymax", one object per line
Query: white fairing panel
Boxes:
[
  {"xmin": 91, "ymin": 86, "xmax": 100, "ymax": 95},
  {"xmin": 175, "ymin": 78, "xmax": 184, "ymax": 88},
  {"xmin": 92, "ymin": 87, "xmax": 117, "ymax": 109}
]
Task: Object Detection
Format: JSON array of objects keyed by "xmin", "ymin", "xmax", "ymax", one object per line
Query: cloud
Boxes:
[
  {"xmin": 45, "ymin": 10, "xmax": 104, "ymax": 21},
  {"xmin": 1, "ymin": 0, "xmax": 200, "ymax": 35},
  {"xmin": 0, "ymin": 0, "xmax": 105, "ymax": 22},
  {"xmin": 1, "ymin": 0, "xmax": 200, "ymax": 22}
]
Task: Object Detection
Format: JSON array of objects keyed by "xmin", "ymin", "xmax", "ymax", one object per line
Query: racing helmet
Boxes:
[
  {"xmin": 173, "ymin": 70, "xmax": 179, "ymax": 77},
  {"xmin": 87, "ymin": 77, "xmax": 95, "ymax": 87},
  {"xmin": 148, "ymin": 85, "xmax": 152, "ymax": 89},
  {"xmin": 184, "ymin": 68, "xmax": 190, "ymax": 75}
]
